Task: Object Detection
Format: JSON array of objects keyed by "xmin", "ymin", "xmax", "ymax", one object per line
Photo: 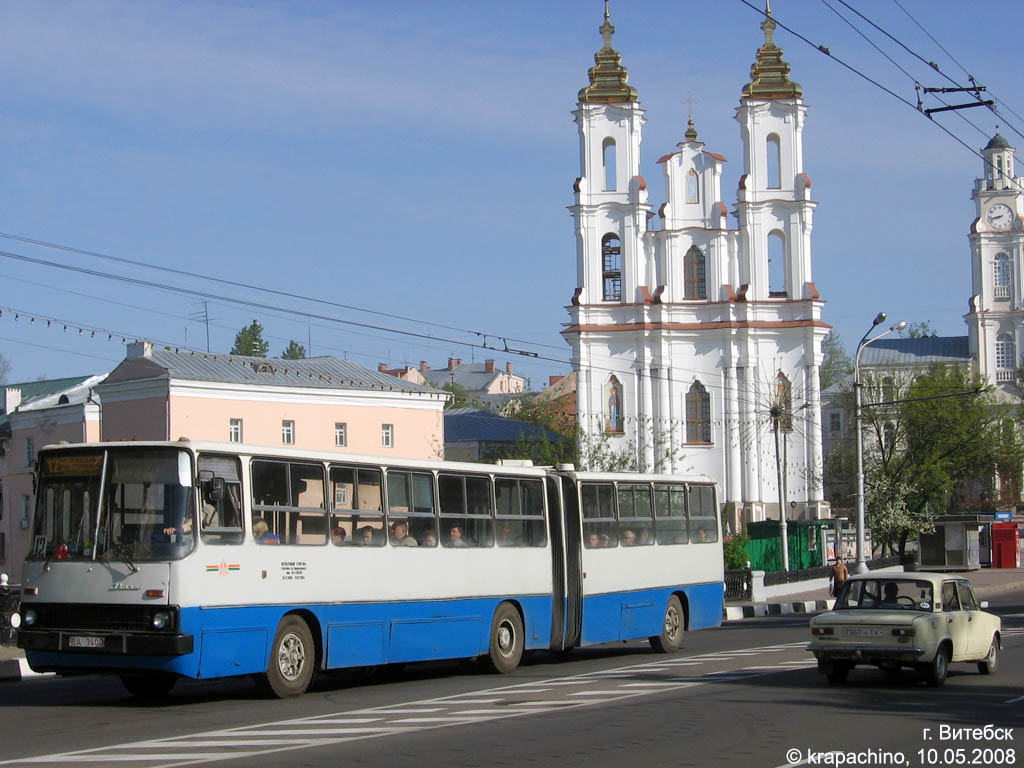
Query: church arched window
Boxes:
[
  {"xmin": 686, "ymin": 169, "xmax": 700, "ymax": 203},
  {"xmin": 768, "ymin": 230, "xmax": 786, "ymax": 297},
  {"xmin": 994, "ymin": 253, "xmax": 1011, "ymax": 299},
  {"xmin": 774, "ymin": 372, "xmax": 793, "ymax": 431},
  {"xmin": 602, "ymin": 234, "xmax": 622, "ymax": 302},
  {"xmin": 603, "ymin": 137, "xmax": 617, "ymax": 191},
  {"xmin": 766, "ymin": 134, "xmax": 781, "ymax": 189},
  {"xmin": 683, "ymin": 245, "xmax": 707, "ymax": 299},
  {"xmin": 685, "ymin": 381, "xmax": 711, "ymax": 444},
  {"xmin": 996, "ymin": 333, "xmax": 1017, "ymax": 382},
  {"xmin": 605, "ymin": 376, "xmax": 624, "ymax": 434}
]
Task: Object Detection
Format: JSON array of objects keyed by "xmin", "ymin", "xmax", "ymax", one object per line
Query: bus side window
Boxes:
[
  {"xmin": 687, "ymin": 484, "xmax": 718, "ymax": 543},
  {"xmin": 618, "ymin": 484, "xmax": 653, "ymax": 546},
  {"xmin": 581, "ymin": 482, "xmax": 617, "ymax": 547},
  {"xmin": 654, "ymin": 485, "xmax": 687, "ymax": 544},
  {"xmin": 329, "ymin": 465, "xmax": 385, "ymax": 546},
  {"xmin": 198, "ymin": 455, "xmax": 244, "ymax": 545},
  {"xmin": 495, "ymin": 477, "xmax": 546, "ymax": 547}
]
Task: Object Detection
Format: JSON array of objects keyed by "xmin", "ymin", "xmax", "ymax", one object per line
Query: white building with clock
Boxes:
[
  {"xmin": 561, "ymin": 5, "xmax": 830, "ymax": 531},
  {"xmin": 966, "ymin": 133, "xmax": 1024, "ymax": 388}
]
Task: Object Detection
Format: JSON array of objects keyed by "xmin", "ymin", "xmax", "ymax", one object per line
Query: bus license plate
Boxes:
[{"xmin": 68, "ymin": 636, "xmax": 105, "ymax": 649}]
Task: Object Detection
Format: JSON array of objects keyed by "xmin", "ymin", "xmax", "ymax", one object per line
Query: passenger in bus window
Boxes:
[
  {"xmin": 331, "ymin": 526, "xmax": 347, "ymax": 545},
  {"xmin": 358, "ymin": 526, "xmax": 376, "ymax": 545},
  {"xmin": 695, "ymin": 527, "xmax": 709, "ymax": 542},
  {"xmin": 587, "ymin": 532, "xmax": 601, "ymax": 549},
  {"xmin": 391, "ymin": 521, "xmax": 417, "ymax": 547},
  {"xmin": 497, "ymin": 523, "xmax": 520, "ymax": 547},
  {"xmin": 253, "ymin": 519, "xmax": 280, "ymax": 545},
  {"xmin": 637, "ymin": 528, "xmax": 651, "ymax": 546},
  {"xmin": 621, "ymin": 529, "xmax": 636, "ymax": 546},
  {"xmin": 599, "ymin": 533, "xmax": 611, "ymax": 548},
  {"xmin": 423, "ymin": 531, "xmax": 438, "ymax": 547},
  {"xmin": 448, "ymin": 525, "xmax": 468, "ymax": 547}
]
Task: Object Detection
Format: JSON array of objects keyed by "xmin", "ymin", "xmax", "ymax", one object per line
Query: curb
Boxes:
[
  {"xmin": 724, "ymin": 599, "xmax": 835, "ymax": 621},
  {"xmin": 0, "ymin": 658, "xmax": 52, "ymax": 683}
]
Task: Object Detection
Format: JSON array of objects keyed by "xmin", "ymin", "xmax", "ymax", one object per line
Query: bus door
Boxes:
[
  {"xmin": 559, "ymin": 475, "xmax": 583, "ymax": 648},
  {"xmin": 545, "ymin": 476, "xmax": 566, "ymax": 650}
]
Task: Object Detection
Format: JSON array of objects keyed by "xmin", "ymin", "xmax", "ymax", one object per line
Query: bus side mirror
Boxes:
[{"xmin": 207, "ymin": 477, "xmax": 226, "ymax": 501}]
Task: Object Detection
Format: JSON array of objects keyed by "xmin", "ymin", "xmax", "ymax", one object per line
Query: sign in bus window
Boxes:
[
  {"xmin": 581, "ymin": 482, "xmax": 617, "ymax": 548},
  {"xmin": 687, "ymin": 484, "xmax": 718, "ymax": 543},
  {"xmin": 654, "ymin": 485, "xmax": 688, "ymax": 545}
]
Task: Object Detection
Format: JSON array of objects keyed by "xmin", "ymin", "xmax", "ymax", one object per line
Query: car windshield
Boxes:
[
  {"xmin": 29, "ymin": 447, "xmax": 196, "ymax": 563},
  {"xmin": 836, "ymin": 579, "xmax": 934, "ymax": 611}
]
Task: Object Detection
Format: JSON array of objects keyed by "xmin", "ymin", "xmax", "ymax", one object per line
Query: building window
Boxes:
[
  {"xmin": 683, "ymin": 245, "xmax": 707, "ymax": 299},
  {"xmin": 335, "ymin": 422, "xmax": 348, "ymax": 447},
  {"xmin": 229, "ymin": 418, "xmax": 243, "ymax": 443},
  {"xmin": 685, "ymin": 381, "xmax": 712, "ymax": 443},
  {"xmin": 766, "ymin": 133, "xmax": 781, "ymax": 189},
  {"xmin": 602, "ymin": 136, "xmax": 617, "ymax": 191},
  {"xmin": 21, "ymin": 495, "xmax": 31, "ymax": 528},
  {"xmin": 996, "ymin": 333, "xmax": 1017, "ymax": 382},
  {"xmin": 829, "ymin": 411, "xmax": 842, "ymax": 435},
  {"xmin": 994, "ymin": 253, "xmax": 1011, "ymax": 300},
  {"xmin": 25, "ymin": 437, "xmax": 34, "ymax": 468},
  {"xmin": 381, "ymin": 424, "xmax": 394, "ymax": 448},
  {"xmin": 602, "ymin": 234, "xmax": 622, "ymax": 302},
  {"xmin": 604, "ymin": 376, "xmax": 624, "ymax": 434},
  {"xmin": 768, "ymin": 230, "xmax": 786, "ymax": 297},
  {"xmin": 282, "ymin": 420, "xmax": 295, "ymax": 445},
  {"xmin": 686, "ymin": 169, "xmax": 699, "ymax": 203}
]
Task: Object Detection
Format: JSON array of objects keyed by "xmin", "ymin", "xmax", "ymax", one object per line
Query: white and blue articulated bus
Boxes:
[{"xmin": 17, "ymin": 440, "xmax": 724, "ymax": 699}]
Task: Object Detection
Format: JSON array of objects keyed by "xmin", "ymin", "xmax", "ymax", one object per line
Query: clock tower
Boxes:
[{"xmin": 966, "ymin": 133, "xmax": 1024, "ymax": 389}]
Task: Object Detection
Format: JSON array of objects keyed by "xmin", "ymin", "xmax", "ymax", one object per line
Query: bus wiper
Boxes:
[{"xmin": 104, "ymin": 540, "xmax": 138, "ymax": 573}]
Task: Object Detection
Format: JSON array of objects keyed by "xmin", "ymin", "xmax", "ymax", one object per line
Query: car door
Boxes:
[
  {"xmin": 940, "ymin": 580, "xmax": 971, "ymax": 661},
  {"xmin": 955, "ymin": 581, "xmax": 986, "ymax": 658}
]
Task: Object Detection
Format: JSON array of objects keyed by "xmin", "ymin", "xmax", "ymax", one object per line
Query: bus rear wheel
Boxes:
[
  {"xmin": 649, "ymin": 595, "xmax": 684, "ymax": 653},
  {"xmin": 121, "ymin": 673, "xmax": 177, "ymax": 700},
  {"xmin": 258, "ymin": 615, "xmax": 316, "ymax": 698},
  {"xmin": 480, "ymin": 602, "xmax": 524, "ymax": 674}
]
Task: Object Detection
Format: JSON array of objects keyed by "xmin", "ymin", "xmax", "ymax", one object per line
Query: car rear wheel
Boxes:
[
  {"xmin": 649, "ymin": 595, "xmax": 684, "ymax": 653},
  {"xmin": 257, "ymin": 615, "xmax": 316, "ymax": 698},
  {"xmin": 480, "ymin": 602, "xmax": 524, "ymax": 674},
  {"xmin": 824, "ymin": 661, "xmax": 850, "ymax": 684},
  {"xmin": 924, "ymin": 644, "xmax": 949, "ymax": 687},
  {"xmin": 977, "ymin": 637, "xmax": 999, "ymax": 675}
]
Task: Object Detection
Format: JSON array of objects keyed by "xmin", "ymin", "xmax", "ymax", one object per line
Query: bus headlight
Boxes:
[
  {"xmin": 22, "ymin": 608, "xmax": 37, "ymax": 627},
  {"xmin": 151, "ymin": 611, "xmax": 170, "ymax": 630}
]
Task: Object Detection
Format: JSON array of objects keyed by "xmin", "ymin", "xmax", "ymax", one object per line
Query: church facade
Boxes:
[{"xmin": 562, "ymin": 6, "xmax": 830, "ymax": 529}]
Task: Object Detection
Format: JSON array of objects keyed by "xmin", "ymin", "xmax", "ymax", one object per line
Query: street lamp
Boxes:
[{"xmin": 853, "ymin": 313, "xmax": 907, "ymax": 575}]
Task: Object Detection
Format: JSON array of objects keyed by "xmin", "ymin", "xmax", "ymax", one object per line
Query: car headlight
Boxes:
[
  {"xmin": 151, "ymin": 610, "xmax": 170, "ymax": 630},
  {"xmin": 21, "ymin": 608, "xmax": 37, "ymax": 627}
]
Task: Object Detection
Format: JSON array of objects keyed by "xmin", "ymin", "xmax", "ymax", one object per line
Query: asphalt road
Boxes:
[{"xmin": 0, "ymin": 598, "xmax": 1021, "ymax": 768}]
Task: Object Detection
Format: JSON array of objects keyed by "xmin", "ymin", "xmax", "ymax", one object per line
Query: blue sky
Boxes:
[{"xmin": 0, "ymin": 1, "xmax": 1018, "ymax": 388}]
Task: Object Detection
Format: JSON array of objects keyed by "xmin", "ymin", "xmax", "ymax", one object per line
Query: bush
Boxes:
[{"xmin": 723, "ymin": 532, "xmax": 750, "ymax": 570}]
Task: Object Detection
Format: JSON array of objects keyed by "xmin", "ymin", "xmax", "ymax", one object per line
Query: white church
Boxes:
[{"xmin": 562, "ymin": 5, "xmax": 830, "ymax": 531}]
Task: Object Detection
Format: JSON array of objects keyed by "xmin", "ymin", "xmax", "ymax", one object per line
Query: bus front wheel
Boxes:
[
  {"xmin": 649, "ymin": 594, "xmax": 684, "ymax": 653},
  {"xmin": 258, "ymin": 615, "xmax": 316, "ymax": 698},
  {"xmin": 480, "ymin": 602, "xmax": 524, "ymax": 674}
]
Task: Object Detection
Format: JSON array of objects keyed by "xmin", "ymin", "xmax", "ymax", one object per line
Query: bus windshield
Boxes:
[{"xmin": 29, "ymin": 447, "xmax": 196, "ymax": 563}]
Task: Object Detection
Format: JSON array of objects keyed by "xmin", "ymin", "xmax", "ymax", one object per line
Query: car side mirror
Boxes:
[{"xmin": 979, "ymin": 601, "xmax": 989, "ymax": 609}]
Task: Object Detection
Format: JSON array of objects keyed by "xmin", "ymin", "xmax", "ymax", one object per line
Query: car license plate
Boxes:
[
  {"xmin": 840, "ymin": 627, "xmax": 883, "ymax": 638},
  {"xmin": 68, "ymin": 635, "xmax": 105, "ymax": 648}
]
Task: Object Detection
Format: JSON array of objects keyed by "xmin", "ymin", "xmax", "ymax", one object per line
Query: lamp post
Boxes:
[{"xmin": 853, "ymin": 313, "xmax": 907, "ymax": 575}]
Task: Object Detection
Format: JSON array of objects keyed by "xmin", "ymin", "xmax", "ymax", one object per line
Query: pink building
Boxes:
[{"xmin": 0, "ymin": 342, "xmax": 446, "ymax": 583}]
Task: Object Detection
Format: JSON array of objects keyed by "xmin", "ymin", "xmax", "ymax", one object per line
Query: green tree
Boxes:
[
  {"xmin": 230, "ymin": 319, "xmax": 269, "ymax": 357},
  {"xmin": 827, "ymin": 363, "xmax": 1024, "ymax": 558},
  {"xmin": 441, "ymin": 382, "xmax": 469, "ymax": 409},
  {"xmin": 281, "ymin": 340, "xmax": 306, "ymax": 360},
  {"xmin": 819, "ymin": 330, "xmax": 853, "ymax": 391},
  {"xmin": 900, "ymin": 321, "xmax": 937, "ymax": 339}
]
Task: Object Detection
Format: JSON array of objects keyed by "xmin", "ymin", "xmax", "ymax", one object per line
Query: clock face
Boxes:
[{"xmin": 987, "ymin": 203, "xmax": 1014, "ymax": 230}]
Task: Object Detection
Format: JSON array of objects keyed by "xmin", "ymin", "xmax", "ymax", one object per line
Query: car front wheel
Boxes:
[{"xmin": 977, "ymin": 637, "xmax": 999, "ymax": 675}]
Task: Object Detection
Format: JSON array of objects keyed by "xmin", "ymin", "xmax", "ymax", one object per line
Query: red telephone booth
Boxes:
[{"xmin": 992, "ymin": 522, "xmax": 1021, "ymax": 568}]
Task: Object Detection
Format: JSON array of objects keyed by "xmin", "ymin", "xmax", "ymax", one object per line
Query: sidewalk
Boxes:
[{"xmin": 723, "ymin": 567, "xmax": 1024, "ymax": 621}]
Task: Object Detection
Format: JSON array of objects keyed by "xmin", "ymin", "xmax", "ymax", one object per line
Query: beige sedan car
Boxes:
[{"xmin": 807, "ymin": 572, "xmax": 1001, "ymax": 686}]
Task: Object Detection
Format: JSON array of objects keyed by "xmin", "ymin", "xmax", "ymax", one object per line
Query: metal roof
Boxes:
[
  {"xmin": 445, "ymin": 408, "xmax": 569, "ymax": 444},
  {"xmin": 858, "ymin": 336, "xmax": 971, "ymax": 367},
  {"xmin": 1, "ymin": 375, "xmax": 100, "ymax": 429},
  {"xmin": 104, "ymin": 349, "xmax": 443, "ymax": 395},
  {"xmin": 421, "ymin": 363, "xmax": 520, "ymax": 393}
]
